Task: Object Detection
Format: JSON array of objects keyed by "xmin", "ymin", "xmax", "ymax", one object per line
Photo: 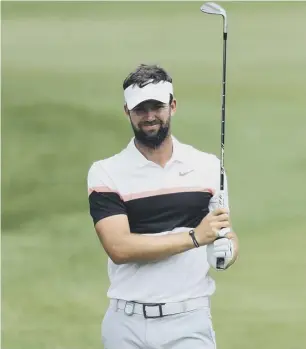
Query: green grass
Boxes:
[{"xmin": 2, "ymin": 1, "xmax": 306, "ymax": 348}]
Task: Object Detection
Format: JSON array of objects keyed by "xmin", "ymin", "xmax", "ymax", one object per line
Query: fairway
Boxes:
[{"xmin": 2, "ymin": 1, "xmax": 306, "ymax": 349}]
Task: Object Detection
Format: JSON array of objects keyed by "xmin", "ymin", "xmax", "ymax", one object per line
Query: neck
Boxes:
[{"xmin": 135, "ymin": 135, "xmax": 173, "ymax": 168}]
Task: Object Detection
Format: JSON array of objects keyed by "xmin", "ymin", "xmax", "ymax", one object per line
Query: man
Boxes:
[{"xmin": 87, "ymin": 64, "xmax": 239, "ymax": 349}]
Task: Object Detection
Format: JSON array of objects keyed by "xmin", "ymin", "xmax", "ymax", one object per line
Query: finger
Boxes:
[
  {"xmin": 225, "ymin": 232, "xmax": 235, "ymax": 239},
  {"xmin": 214, "ymin": 238, "xmax": 231, "ymax": 247},
  {"xmin": 215, "ymin": 250, "xmax": 233, "ymax": 258},
  {"xmin": 214, "ymin": 244, "xmax": 230, "ymax": 252},
  {"xmin": 214, "ymin": 251, "xmax": 226, "ymax": 258},
  {"xmin": 214, "ymin": 221, "xmax": 231, "ymax": 229},
  {"xmin": 213, "ymin": 213, "xmax": 229, "ymax": 222},
  {"xmin": 211, "ymin": 208, "xmax": 229, "ymax": 216}
]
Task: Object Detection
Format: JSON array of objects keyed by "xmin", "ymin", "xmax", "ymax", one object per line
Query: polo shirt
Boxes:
[{"xmin": 87, "ymin": 135, "xmax": 230, "ymax": 303}]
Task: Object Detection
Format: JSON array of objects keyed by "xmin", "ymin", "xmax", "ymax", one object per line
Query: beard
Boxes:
[{"xmin": 131, "ymin": 117, "xmax": 171, "ymax": 149}]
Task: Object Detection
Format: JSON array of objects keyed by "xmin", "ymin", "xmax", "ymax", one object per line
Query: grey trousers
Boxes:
[{"xmin": 101, "ymin": 300, "xmax": 217, "ymax": 349}]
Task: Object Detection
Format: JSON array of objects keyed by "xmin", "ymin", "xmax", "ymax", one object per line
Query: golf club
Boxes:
[{"xmin": 200, "ymin": 2, "xmax": 228, "ymax": 269}]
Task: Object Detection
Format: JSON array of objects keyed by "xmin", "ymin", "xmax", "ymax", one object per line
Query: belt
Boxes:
[{"xmin": 109, "ymin": 297, "xmax": 210, "ymax": 319}]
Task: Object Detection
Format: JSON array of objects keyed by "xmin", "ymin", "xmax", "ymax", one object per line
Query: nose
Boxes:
[{"xmin": 143, "ymin": 110, "xmax": 156, "ymax": 121}]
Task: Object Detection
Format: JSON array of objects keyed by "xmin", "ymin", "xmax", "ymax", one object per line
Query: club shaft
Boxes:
[
  {"xmin": 216, "ymin": 28, "xmax": 227, "ymax": 270},
  {"xmin": 219, "ymin": 31, "xmax": 227, "ymax": 207}
]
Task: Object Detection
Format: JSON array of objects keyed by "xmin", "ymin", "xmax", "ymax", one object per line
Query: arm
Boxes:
[
  {"xmin": 94, "ymin": 210, "xmax": 230, "ymax": 265},
  {"xmin": 87, "ymin": 162, "xmax": 230, "ymax": 265},
  {"xmin": 94, "ymin": 214, "xmax": 195, "ymax": 264}
]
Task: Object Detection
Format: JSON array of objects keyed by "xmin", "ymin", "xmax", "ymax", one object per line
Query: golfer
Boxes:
[{"xmin": 87, "ymin": 64, "xmax": 239, "ymax": 349}]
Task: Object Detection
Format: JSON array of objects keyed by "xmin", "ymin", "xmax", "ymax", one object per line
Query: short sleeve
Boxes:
[{"xmin": 87, "ymin": 162, "xmax": 127, "ymax": 225}]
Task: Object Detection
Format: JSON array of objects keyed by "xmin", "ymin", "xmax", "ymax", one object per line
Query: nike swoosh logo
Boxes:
[
  {"xmin": 139, "ymin": 79, "xmax": 154, "ymax": 88},
  {"xmin": 179, "ymin": 169, "xmax": 194, "ymax": 176}
]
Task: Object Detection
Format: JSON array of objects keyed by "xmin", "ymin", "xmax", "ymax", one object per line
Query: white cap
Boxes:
[{"xmin": 124, "ymin": 80, "xmax": 173, "ymax": 110}]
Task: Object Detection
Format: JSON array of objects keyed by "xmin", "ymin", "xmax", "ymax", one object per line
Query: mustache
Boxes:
[{"xmin": 139, "ymin": 120, "xmax": 162, "ymax": 127}]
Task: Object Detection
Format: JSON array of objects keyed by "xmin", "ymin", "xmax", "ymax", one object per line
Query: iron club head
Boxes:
[{"xmin": 200, "ymin": 2, "xmax": 227, "ymax": 33}]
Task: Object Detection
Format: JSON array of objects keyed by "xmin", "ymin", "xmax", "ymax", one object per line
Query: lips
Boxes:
[
  {"xmin": 142, "ymin": 121, "xmax": 160, "ymax": 127},
  {"xmin": 142, "ymin": 124, "xmax": 159, "ymax": 131}
]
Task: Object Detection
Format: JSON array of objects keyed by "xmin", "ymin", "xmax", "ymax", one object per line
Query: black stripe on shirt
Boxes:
[
  {"xmin": 126, "ymin": 191, "xmax": 212, "ymax": 234},
  {"xmin": 89, "ymin": 191, "xmax": 127, "ymax": 225},
  {"xmin": 89, "ymin": 190, "xmax": 212, "ymax": 233}
]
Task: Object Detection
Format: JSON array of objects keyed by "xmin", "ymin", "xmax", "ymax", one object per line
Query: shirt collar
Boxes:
[{"xmin": 126, "ymin": 135, "xmax": 186, "ymax": 167}]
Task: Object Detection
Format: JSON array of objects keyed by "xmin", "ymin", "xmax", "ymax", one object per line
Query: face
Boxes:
[{"xmin": 125, "ymin": 99, "xmax": 176, "ymax": 149}]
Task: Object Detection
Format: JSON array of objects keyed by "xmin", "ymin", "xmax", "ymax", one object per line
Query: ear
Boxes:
[
  {"xmin": 124, "ymin": 104, "xmax": 130, "ymax": 117},
  {"xmin": 170, "ymin": 98, "xmax": 177, "ymax": 117}
]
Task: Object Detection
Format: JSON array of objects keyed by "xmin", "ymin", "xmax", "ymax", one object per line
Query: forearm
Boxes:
[
  {"xmin": 95, "ymin": 210, "xmax": 227, "ymax": 264},
  {"xmin": 227, "ymin": 231, "xmax": 239, "ymax": 268},
  {"xmin": 107, "ymin": 231, "xmax": 195, "ymax": 264}
]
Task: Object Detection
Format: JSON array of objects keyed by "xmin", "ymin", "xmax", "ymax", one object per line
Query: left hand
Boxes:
[{"xmin": 207, "ymin": 236, "xmax": 234, "ymax": 270}]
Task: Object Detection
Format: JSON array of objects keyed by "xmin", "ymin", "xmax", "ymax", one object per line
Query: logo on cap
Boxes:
[{"xmin": 139, "ymin": 79, "xmax": 154, "ymax": 88}]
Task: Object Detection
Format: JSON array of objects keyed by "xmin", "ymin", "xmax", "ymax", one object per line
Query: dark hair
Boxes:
[{"xmin": 123, "ymin": 64, "xmax": 173, "ymax": 90}]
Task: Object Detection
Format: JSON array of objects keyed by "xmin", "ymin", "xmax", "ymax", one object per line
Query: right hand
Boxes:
[{"xmin": 194, "ymin": 208, "xmax": 231, "ymax": 246}]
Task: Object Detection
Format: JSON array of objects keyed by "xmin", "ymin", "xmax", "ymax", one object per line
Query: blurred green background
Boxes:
[{"xmin": 2, "ymin": 1, "xmax": 306, "ymax": 348}]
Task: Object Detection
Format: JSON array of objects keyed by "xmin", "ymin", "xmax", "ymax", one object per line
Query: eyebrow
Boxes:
[{"xmin": 133, "ymin": 102, "xmax": 166, "ymax": 111}]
